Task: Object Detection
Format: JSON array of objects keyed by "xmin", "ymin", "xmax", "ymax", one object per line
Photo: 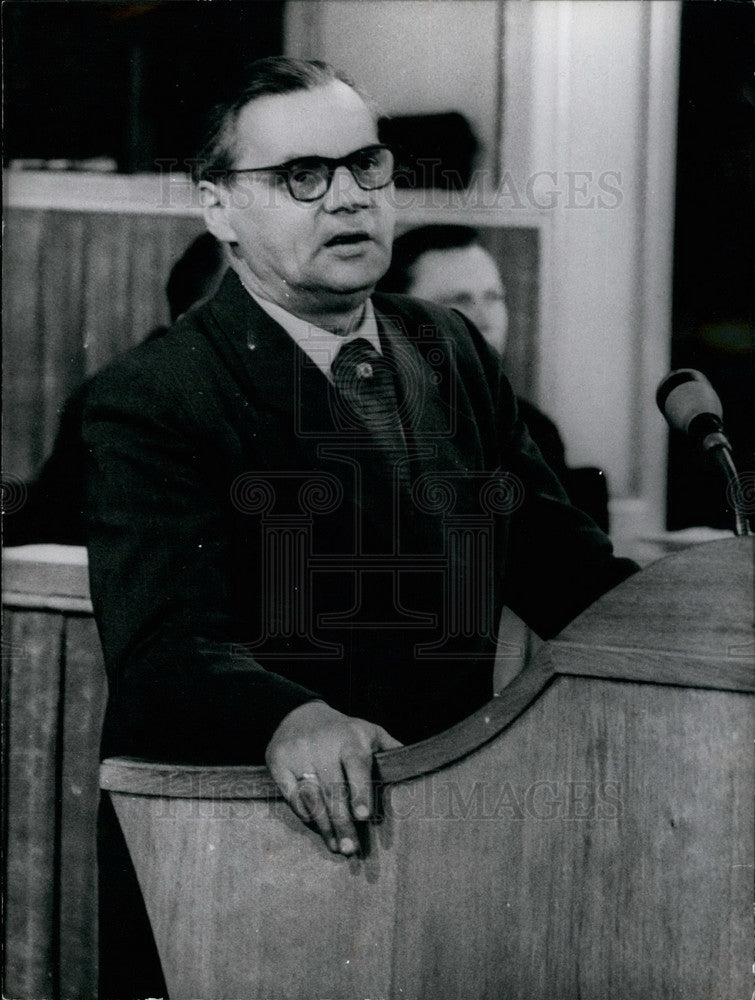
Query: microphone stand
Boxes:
[{"xmin": 702, "ymin": 432, "xmax": 752, "ymax": 537}]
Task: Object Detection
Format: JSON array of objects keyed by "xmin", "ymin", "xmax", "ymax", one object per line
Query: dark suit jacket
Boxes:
[
  {"xmin": 83, "ymin": 272, "xmax": 635, "ymax": 763},
  {"xmin": 515, "ymin": 397, "xmax": 568, "ymax": 485}
]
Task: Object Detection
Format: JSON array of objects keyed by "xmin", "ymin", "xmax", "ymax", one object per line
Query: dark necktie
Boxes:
[
  {"xmin": 331, "ymin": 337, "xmax": 408, "ymax": 465},
  {"xmin": 331, "ymin": 337, "xmax": 409, "ymax": 555}
]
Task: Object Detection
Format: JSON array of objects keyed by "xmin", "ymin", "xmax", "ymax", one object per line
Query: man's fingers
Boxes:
[
  {"xmin": 338, "ymin": 725, "xmax": 403, "ymax": 823},
  {"xmin": 322, "ymin": 777, "xmax": 359, "ymax": 855},
  {"xmin": 265, "ymin": 709, "xmax": 403, "ymax": 854},
  {"xmin": 341, "ymin": 752, "xmax": 375, "ymax": 822},
  {"xmin": 296, "ymin": 777, "xmax": 338, "ymax": 851},
  {"xmin": 267, "ymin": 759, "xmax": 357, "ymax": 854},
  {"xmin": 341, "ymin": 725, "xmax": 401, "ymax": 823},
  {"xmin": 268, "ymin": 765, "xmax": 313, "ymax": 825},
  {"xmin": 373, "ymin": 725, "xmax": 403, "ymax": 752}
]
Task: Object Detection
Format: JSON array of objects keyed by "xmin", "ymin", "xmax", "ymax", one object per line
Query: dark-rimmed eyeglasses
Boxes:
[{"xmin": 220, "ymin": 144, "xmax": 395, "ymax": 202}]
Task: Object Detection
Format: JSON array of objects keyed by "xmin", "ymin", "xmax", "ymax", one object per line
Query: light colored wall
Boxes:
[
  {"xmin": 518, "ymin": 2, "xmax": 650, "ymax": 483},
  {"xmin": 505, "ymin": 1, "xmax": 680, "ymax": 546},
  {"xmin": 285, "ymin": 0, "xmax": 502, "ymax": 175}
]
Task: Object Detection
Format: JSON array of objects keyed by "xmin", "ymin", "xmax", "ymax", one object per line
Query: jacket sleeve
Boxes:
[
  {"xmin": 501, "ymin": 408, "xmax": 637, "ymax": 638},
  {"xmin": 83, "ymin": 354, "xmax": 319, "ymax": 764},
  {"xmin": 445, "ymin": 305, "xmax": 638, "ymax": 640}
]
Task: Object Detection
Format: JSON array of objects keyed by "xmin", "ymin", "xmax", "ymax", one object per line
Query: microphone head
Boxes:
[{"xmin": 656, "ymin": 368, "xmax": 723, "ymax": 436}]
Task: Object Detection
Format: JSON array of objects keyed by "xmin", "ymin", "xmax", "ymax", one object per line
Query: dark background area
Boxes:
[
  {"xmin": 668, "ymin": 0, "xmax": 754, "ymax": 529},
  {"xmin": 3, "ymin": 1, "xmax": 284, "ymax": 171}
]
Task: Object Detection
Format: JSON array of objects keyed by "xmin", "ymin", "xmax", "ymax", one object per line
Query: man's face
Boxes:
[
  {"xmin": 407, "ymin": 244, "xmax": 509, "ymax": 355},
  {"xmin": 205, "ymin": 81, "xmax": 395, "ymax": 319}
]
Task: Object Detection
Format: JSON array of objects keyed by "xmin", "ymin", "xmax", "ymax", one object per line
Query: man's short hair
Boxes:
[
  {"xmin": 192, "ymin": 56, "xmax": 357, "ymax": 184},
  {"xmin": 378, "ymin": 225, "xmax": 480, "ymax": 294}
]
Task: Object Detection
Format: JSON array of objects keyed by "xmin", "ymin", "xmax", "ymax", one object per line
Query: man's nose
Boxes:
[{"xmin": 322, "ymin": 165, "xmax": 371, "ymax": 211}]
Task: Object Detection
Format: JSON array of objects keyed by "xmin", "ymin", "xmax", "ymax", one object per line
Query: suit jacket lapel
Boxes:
[
  {"xmin": 375, "ymin": 306, "xmax": 475, "ymax": 482},
  {"xmin": 198, "ymin": 276, "xmax": 478, "ymax": 504},
  {"xmin": 200, "ymin": 272, "xmax": 341, "ymax": 461}
]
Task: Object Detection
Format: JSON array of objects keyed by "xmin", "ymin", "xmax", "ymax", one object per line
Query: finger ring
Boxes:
[{"xmin": 297, "ymin": 773, "xmax": 317, "ymax": 781}]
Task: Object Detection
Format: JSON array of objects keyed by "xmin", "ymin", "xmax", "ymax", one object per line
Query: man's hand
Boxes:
[{"xmin": 265, "ymin": 701, "xmax": 402, "ymax": 855}]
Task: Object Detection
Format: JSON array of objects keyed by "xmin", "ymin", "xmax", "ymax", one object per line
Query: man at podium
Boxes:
[{"xmin": 83, "ymin": 57, "xmax": 637, "ymax": 867}]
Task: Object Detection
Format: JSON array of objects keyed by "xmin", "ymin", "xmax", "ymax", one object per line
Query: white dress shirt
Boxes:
[{"xmin": 238, "ymin": 280, "xmax": 382, "ymax": 382}]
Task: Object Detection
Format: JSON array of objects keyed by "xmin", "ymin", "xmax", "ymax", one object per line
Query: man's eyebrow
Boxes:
[
  {"xmin": 276, "ymin": 146, "xmax": 378, "ymax": 164},
  {"xmin": 236, "ymin": 149, "xmax": 309, "ymax": 167},
  {"xmin": 233, "ymin": 145, "xmax": 380, "ymax": 172},
  {"xmin": 247, "ymin": 152, "xmax": 322, "ymax": 169},
  {"xmin": 277, "ymin": 151, "xmax": 315, "ymax": 163}
]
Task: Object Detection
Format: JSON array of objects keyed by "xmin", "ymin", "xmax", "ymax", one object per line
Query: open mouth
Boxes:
[{"xmin": 325, "ymin": 232, "xmax": 371, "ymax": 247}]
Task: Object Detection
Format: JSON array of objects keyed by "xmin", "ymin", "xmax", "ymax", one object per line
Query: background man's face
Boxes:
[
  {"xmin": 407, "ymin": 244, "xmax": 509, "ymax": 355},
  {"xmin": 217, "ymin": 81, "xmax": 395, "ymax": 317}
]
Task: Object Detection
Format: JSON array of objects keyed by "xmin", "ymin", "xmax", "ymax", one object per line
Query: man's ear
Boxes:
[{"xmin": 198, "ymin": 181, "xmax": 238, "ymax": 244}]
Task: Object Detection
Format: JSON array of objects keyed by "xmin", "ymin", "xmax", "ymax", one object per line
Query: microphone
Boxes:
[
  {"xmin": 656, "ymin": 368, "xmax": 750, "ymax": 536},
  {"xmin": 655, "ymin": 368, "xmax": 732, "ymax": 452}
]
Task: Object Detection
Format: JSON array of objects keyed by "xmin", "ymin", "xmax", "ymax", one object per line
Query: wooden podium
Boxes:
[{"xmin": 101, "ymin": 539, "xmax": 754, "ymax": 1000}]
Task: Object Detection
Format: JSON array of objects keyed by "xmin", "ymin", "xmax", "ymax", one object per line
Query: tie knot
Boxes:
[
  {"xmin": 331, "ymin": 337, "xmax": 382, "ymax": 385},
  {"xmin": 330, "ymin": 336, "xmax": 406, "ymax": 442}
]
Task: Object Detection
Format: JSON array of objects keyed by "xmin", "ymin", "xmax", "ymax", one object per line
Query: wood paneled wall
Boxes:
[
  {"xmin": 3, "ymin": 548, "xmax": 106, "ymax": 999},
  {"xmin": 4, "ymin": 205, "xmax": 203, "ymax": 479}
]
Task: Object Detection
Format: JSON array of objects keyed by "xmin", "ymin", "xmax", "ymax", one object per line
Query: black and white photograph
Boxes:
[{"xmin": 2, "ymin": 2, "xmax": 753, "ymax": 998}]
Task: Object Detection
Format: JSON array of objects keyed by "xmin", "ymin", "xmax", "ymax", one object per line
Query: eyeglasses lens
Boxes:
[
  {"xmin": 288, "ymin": 165, "xmax": 326, "ymax": 201},
  {"xmin": 352, "ymin": 147, "xmax": 393, "ymax": 188},
  {"xmin": 288, "ymin": 147, "xmax": 394, "ymax": 202}
]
